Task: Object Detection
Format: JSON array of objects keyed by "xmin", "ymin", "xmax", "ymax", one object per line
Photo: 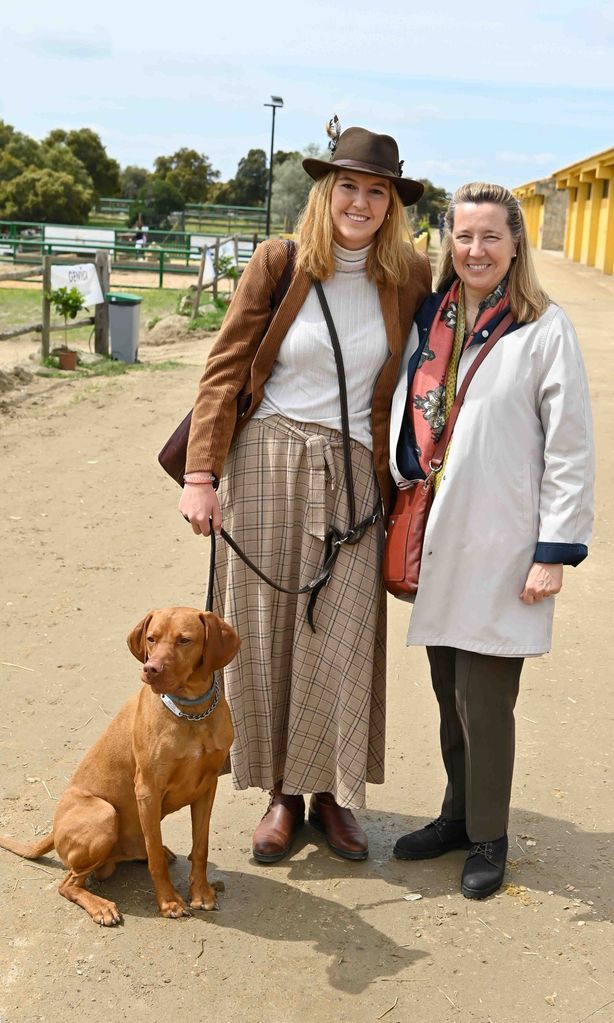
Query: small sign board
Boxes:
[{"xmin": 50, "ymin": 263, "xmax": 104, "ymax": 306}]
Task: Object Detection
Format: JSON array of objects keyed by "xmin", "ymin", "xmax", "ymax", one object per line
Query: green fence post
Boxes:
[{"xmin": 159, "ymin": 250, "xmax": 165, "ymax": 288}]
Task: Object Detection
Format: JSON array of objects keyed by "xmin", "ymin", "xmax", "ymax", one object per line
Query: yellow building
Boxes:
[{"xmin": 553, "ymin": 146, "xmax": 614, "ymax": 275}]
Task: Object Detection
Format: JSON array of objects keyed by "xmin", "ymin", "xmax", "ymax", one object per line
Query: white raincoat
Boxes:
[{"xmin": 389, "ymin": 302, "xmax": 594, "ymax": 657}]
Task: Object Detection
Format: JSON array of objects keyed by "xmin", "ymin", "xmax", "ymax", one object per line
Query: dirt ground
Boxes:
[{"xmin": 0, "ymin": 250, "xmax": 613, "ymax": 1023}]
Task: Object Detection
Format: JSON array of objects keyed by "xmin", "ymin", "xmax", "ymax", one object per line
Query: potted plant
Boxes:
[{"xmin": 46, "ymin": 285, "xmax": 87, "ymax": 370}]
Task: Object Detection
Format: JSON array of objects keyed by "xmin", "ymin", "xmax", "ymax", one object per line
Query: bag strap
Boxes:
[
  {"xmin": 429, "ymin": 310, "xmax": 514, "ymax": 472},
  {"xmin": 313, "ymin": 280, "xmax": 357, "ymax": 532}
]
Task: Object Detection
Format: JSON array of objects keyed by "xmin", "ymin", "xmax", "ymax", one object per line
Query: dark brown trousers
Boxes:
[{"xmin": 427, "ymin": 646, "xmax": 523, "ymax": 842}]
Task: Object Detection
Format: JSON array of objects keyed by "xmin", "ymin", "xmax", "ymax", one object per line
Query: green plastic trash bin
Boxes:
[{"xmin": 107, "ymin": 292, "xmax": 142, "ymax": 363}]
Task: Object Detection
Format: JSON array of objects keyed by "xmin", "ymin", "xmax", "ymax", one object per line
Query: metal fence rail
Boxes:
[
  {"xmin": 0, "ymin": 225, "xmax": 259, "ymax": 288},
  {"xmin": 90, "ymin": 199, "xmax": 285, "ymax": 234}
]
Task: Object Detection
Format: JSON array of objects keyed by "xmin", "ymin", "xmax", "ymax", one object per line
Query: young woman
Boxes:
[{"xmin": 179, "ymin": 122, "xmax": 431, "ymax": 862}]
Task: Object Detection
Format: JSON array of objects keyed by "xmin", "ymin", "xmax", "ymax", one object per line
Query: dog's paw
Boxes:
[
  {"xmin": 159, "ymin": 895, "xmax": 191, "ymax": 919},
  {"xmin": 189, "ymin": 885, "xmax": 219, "ymax": 912},
  {"xmin": 92, "ymin": 902, "xmax": 123, "ymax": 927}
]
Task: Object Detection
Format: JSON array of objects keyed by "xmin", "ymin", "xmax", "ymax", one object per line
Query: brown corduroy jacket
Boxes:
[{"xmin": 186, "ymin": 237, "xmax": 432, "ymax": 518}]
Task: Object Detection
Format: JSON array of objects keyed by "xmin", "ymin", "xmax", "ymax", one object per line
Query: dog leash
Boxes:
[
  {"xmin": 206, "ymin": 526, "xmax": 216, "ymax": 613},
  {"xmin": 157, "ymin": 526, "xmax": 220, "ymax": 723}
]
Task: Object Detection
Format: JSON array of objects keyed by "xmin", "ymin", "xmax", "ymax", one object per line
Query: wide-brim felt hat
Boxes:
[{"xmin": 302, "ymin": 126, "xmax": 424, "ymax": 207}]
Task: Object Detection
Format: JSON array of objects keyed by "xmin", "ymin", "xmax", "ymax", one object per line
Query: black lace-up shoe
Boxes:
[
  {"xmin": 461, "ymin": 835, "xmax": 508, "ymax": 899},
  {"xmin": 393, "ymin": 817, "xmax": 471, "ymax": 860}
]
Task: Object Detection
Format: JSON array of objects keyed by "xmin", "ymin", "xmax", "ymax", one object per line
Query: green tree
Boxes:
[
  {"xmin": 0, "ymin": 122, "xmax": 94, "ymax": 221},
  {"xmin": 45, "ymin": 128, "xmax": 121, "ymax": 198},
  {"xmin": 213, "ymin": 148, "xmax": 304, "ymax": 208},
  {"xmin": 45, "ymin": 285, "xmax": 87, "ymax": 349},
  {"xmin": 0, "ymin": 167, "xmax": 93, "ymax": 223},
  {"xmin": 4, "ymin": 130, "xmax": 43, "ymax": 169},
  {"xmin": 414, "ymin": 179, "xmax": 450, "ymax": 225},
  {"xmin": 229, "ymin": 148, "xmax": 267, "ymax": 206},
  {"xmin": 273, "ymin": 149, "xmax": 302, "ymax": 168},
  {"xmin": 271, "ymin": 144, "xmax": 324, "ymax": 229},
  {"xmin": 0, "ymin": 119, "xmax": 15, "ymax": 149},
  {"xmin": 153, "ymin": 148, "xmax": 219, "ymax": 203},
  {"xmin": 129, "ymin": 177, "xmax": 185, "ymax": 230},
  {"xmin": 0, "ymin": 152, "xmax": 25, "ymax": 183},
  {"xmin": 41, "ymin": 142, "xmax": 94, "ymax": 192},
  {"xmin": 120, "ymin": 165, "xmax": 151, "ymax": 199}
]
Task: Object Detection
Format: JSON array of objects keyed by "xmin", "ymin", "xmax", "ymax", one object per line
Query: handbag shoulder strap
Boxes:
[
  {"xmin": 313, "ymin": 279, "xmax": 356, "ymax": 531},
  {"xmin": 431, "ymin": 310, "xmax": 514, "ymax": 466}
]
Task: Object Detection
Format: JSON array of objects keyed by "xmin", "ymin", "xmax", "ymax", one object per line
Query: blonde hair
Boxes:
[
  {"xmin": 294, "ymin": 172, "xmax": 413, "ymax": 286},
  {"xmin": 437, "ymin": 182, "xmax": 550, "ymax": 323}
]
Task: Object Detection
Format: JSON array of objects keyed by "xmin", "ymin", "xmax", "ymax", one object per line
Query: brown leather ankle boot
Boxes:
[
  {"xmin": 308, "ymin": 792, "xmax": 368, "ymax": 860},
  {"xmin": 252, "ymin": 782, "xmax": 305, "ymax": 863}
]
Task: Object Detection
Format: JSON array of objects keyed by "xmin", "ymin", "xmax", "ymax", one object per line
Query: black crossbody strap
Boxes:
[{"xmin": 313, "ymin": 280, "xmax": 357, "ymax": 532}]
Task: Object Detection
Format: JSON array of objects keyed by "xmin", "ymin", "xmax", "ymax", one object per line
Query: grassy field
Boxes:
[{"xmin": 0, "ymin": 285, "xmax": 226, "ymax": 345}]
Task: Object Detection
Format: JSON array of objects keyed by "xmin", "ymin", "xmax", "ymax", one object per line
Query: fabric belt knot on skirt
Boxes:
[
  {"xmin": 261, "ymin": 416, "xmax": 380, "ymax": 630},
  {"xmin": 303, "ymin": 431, "xmax": 338, "ymax": 541}
]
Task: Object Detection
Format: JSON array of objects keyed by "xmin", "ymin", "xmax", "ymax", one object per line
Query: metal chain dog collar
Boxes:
[{"xmin": 160, "ymin": 675, "xmax": 220, "ymax": 721}]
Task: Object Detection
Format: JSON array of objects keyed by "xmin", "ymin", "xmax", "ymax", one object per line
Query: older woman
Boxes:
[
  {"xmin": 179, "ymin": 122, "xmax": 431, "ymax": 862},
  {"xmin": 389, "ymin": 182, "xmax": 594, "ymax": 898}
]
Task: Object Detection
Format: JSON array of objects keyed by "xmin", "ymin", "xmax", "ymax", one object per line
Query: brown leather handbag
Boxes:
[
  {"xmin": 384, "ymin": 311, "xmax": 514, "ymax": 598},
  {"xmin": 157, "ymin": 241, "xmax": 295, "ymax": 487},
  {"xmin": 383, "ymin": 477, "xmax": 434, "ymax": 598}
]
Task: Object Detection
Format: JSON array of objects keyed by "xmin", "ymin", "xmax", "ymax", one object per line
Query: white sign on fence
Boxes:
[
  {"xmin": 50, "ymin": 263, "xmax": 104, "ymax": 306},
  {"xmin": 44, "ymin": 225, "xmax": 115, "ymax": 253}
]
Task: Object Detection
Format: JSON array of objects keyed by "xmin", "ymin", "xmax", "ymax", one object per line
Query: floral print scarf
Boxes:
[{"xmin": 409, "ymin": 276, "xmax": 509, "ymax": 477}]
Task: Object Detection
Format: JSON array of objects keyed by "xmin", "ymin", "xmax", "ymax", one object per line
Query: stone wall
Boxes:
[{"xmin": 536, "ymin": 180, "xmax": 566, "ymax": 251}]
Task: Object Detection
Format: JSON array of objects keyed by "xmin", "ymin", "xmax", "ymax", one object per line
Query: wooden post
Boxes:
[
  {"xmin": 212, "ymin": 237, "xmax": 220, "ymax": 302},
  {"xmin": 94, "ymin": 250, "xmax": 110, "ymax": 355},
  {"xmin": 192, "ymin": 245, "xmax": 208, "ymax": 320},
  {"xmin": 41, "ymin": 255, "xmax": 52, "ymax": 359}
]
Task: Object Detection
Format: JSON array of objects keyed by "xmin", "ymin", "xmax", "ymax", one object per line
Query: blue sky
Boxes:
[{"xmin": 3, "ymin": 0, "xmax": 613, "ymax": 193}]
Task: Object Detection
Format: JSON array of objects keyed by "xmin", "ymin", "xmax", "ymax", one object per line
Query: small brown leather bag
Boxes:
[
  {"xmin": 383, "ymin": 311, "xmax": 513, "ymax": 598},
  {"xmin": 383, "ymin": 477, "xmax": 434, "ymax": 598}
]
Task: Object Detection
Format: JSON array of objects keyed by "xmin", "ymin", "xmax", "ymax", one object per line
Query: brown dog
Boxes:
[{"xmin": 0, "ymin": 607, "xmax": 239, "ymax": 926}]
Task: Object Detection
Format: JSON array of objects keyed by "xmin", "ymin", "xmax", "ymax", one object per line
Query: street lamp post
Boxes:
[{"xmin": 264, "ymin": 95, "xmax": 283, "ymax": 237}]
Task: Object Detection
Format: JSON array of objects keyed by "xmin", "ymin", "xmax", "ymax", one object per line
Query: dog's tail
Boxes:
[{"xmin": 0, "ymin": 832, "xmax": 55, "ymax": 859}]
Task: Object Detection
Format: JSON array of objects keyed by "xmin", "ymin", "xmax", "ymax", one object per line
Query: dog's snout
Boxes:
[{"xmin": 143, "ymin": 660, "xmax": 163, "ymax": 678}]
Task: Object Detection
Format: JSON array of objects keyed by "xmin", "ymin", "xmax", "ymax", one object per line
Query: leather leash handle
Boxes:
[
  {"xmin": 206, "ymin": 525, "xmax": 215, "ymax": 612},
  {"xmin": 430, "ymin": 310, "xmax": 514, "ymax": 468}
]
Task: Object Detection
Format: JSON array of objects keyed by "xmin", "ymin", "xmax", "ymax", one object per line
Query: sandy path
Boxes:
[{"xmin": 0, "ymin": 250, "xmax": 612, "ymax": 1023}]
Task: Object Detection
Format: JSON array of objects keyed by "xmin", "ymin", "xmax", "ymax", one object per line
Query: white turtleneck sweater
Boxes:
[{"xmin": 252, "ymin": 242, "xmax": 389, "ymax": 451}]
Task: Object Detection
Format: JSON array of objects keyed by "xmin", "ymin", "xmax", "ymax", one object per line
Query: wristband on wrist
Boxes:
[{"xmin": 183, "ymin": 472, "xmax": 217, "ymax": 487}]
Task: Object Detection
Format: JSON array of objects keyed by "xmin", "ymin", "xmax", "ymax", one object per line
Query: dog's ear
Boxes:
[
  {"xmin": 199, "ymin": 612, "xmax": 241, "ymax": 674},
  {"xmin": 127, "ymin": 612, "xmax": 155, "ymax": 663}
]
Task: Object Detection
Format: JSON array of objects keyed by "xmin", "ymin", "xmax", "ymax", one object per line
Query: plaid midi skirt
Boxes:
[{"xmin": 214, "ymin": 414, "xmax": 386, "ymax": 809}]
